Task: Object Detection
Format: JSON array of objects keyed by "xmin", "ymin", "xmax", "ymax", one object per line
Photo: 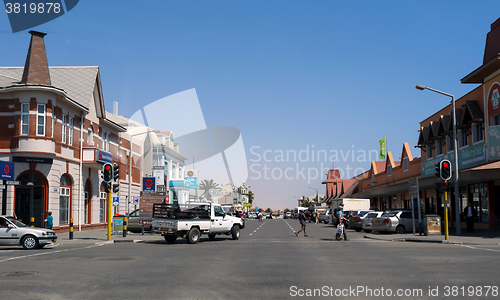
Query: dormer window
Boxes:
[
  {"xmin": 403, "ymin": 157, "xmax": 408, "ymax": 172},
  {"xmin": 387, "ymin": 164, "xmax": 392, "ymax": 177}
]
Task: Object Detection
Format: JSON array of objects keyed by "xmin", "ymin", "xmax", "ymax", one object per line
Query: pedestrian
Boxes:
[
  {"xmin": 295, "ymin": 210, "xmax": 309, "ymax": 237},
  {"xmin": 463, "ymin": 202, "xmax": 476, "ymax": 233},
  {"xmin": 44, "ymin": 211, "xmax": 53, "ymax": 229},
  {"xmin": 336, "ymin": 205, "xmax": 348, "ymax": 241},
  {"xmin": 315, "ymin": 211, "xmax": 319, "ymax": 224},
  {"xmin": 258, "ymin": 212, "xmax": 263, "ymax": 222}
]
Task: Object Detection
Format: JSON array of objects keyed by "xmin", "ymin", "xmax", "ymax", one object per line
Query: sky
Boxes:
[{"xmin": 1, "ymin": 1, "xmax": 500, "ymax": 209}]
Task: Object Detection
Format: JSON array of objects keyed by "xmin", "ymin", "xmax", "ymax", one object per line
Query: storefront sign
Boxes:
[
  {"xmin": 6, "ymin": 180, "xmax": 20, "ymax": 185},
  {"xmin": 13, "ymin": 157, "xmax": 53, "ymax": 164},
  {"xmin": 0, "ymin": 161, "xmax": 14, "ymax": 180},
  {"xmin": 488, "ymin": 125, "xmax": 500, "ymax": 160},
  {"xmin": 96, "ymin": 150, "xmax": 113, "ymax": 164},
  {"xmin": 153, "ymin": 167, "xmax": 165, "ymax": 189},
  {"xmin": 244, "ymin": 203, "xmax": 251, "ymax": 207},
  {"xmin": 143, "ymin": 177, "xmax": 155, "ymax": 191},
  {"xmin": 421, "ymin": 141, "xmax": 486, "ymax": 177}
]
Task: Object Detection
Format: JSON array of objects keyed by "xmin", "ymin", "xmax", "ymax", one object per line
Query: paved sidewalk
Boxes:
[
  {"xmin": 364, "ymin": 228, "xmax": 500, "ymax": 245},
  {"xmin": 55, "ymin": 229, "xmax": 162, "ymax": 246}
]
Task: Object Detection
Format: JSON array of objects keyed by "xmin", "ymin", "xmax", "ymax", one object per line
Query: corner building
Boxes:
[{"xmin": 0, "ymin": 31, "xmax": 140, "ymax": 231}]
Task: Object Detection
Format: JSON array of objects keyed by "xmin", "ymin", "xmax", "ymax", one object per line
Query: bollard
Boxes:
[
  {"xmin": 123, "ymin": 216, "xmax": 127, "ymax": 237},
  {"xmin": 69, "ymin": 218, "xmax": 73, "ymax": 240},
  {"xmin": 31, "ymin": 217, "xmax": 34, "ymax": 227}
]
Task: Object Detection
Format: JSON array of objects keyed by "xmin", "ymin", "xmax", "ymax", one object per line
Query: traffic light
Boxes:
[
  {"xmin": 440, "ymin": 159, "xmax": 452, "ymax": 180},
  {"xmin": 435, "ymin": 182, "xmax": 443, "ymax": 193},
  {"xmin": 435, "ymin": 162, "xmax": 440, "ymax": 178},
  {"xmin": 113, "ymin": 183, "xmax": 119, "ymax": 193},
  {"xmin": 102, "ymin": 163, "xmax": 112, "ymax": 183},
  {"xmin": 443, "ymin": 181, "xmax": 450, "ymax": 192},
  {"xmin": 103, "ymin": 182, "xmax": 110, "ymax": 193},
  {"xmin": 113, "ymin": 163, "xmax": 119, "ymax": 182}
]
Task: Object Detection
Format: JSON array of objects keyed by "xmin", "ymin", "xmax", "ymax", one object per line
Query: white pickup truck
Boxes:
[{"xmin": 151, "ymin": 203, "xmax": 245, "ymax": 244}]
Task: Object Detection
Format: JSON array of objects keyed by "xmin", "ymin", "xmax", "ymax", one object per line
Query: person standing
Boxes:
[
  {"xmin": 45, "ymin": 211, "xmax": 53, "ymax": 230},
  {"xmin": 258, "ymin": 212, "xmax": 263, "ymax": 222},
  {"xmin": 463, "ymin": 202, "xmax": 476, "ymax": 233},
  {"xmin": 295, "ymin": 211, "xmax": 309, "ymax": 237},
  {"xmin": 315, "ymin": 211, "xmax": 319, "ymax": 224}
]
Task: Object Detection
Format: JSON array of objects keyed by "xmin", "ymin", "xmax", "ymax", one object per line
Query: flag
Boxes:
[{"xmin": 379, "ymin": 136, "xmax": 387, "ymax": 160}]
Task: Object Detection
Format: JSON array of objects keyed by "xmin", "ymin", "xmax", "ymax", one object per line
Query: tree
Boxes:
[
  {"xmin": 302, "ymin": 199, "xmax": 312, "ymax": 207},
  {"xmin": 248, "ymin": 190, "xmax": 254, "ymax": 204},
  {"xmin": 284, "ymin": 208, "xmax": 290, "ymax": 214},
  {"xmin": 266, "ymin": 208, "xmax": 272, "ymax": 213}
]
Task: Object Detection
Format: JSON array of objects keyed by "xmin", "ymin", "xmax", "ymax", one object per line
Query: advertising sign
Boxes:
[
  {"xmin": 0, "ymin": 161, "xmax": 14, "ymax": 180},
  {"xmin": 185, "ymin": 176, "xmax": 198, "ymax": 189},
  {"xmin": 143, "ymin": 177, "xmax": 155, "ymax": 191},
  {"xmin": 244, "ymin": 203, "xmax": 251, "ymax": 207},
  {"xmin": 488, "ymin": 125, "xmax": 500, "ymax": 160},
  {"xmin": 96, "ymin": 150, "xmax": 113, "ymax": 164},
  {"xmin": 139, "ymin": 191, "xmax": 166, "ymax": 225},
  {"xmin": 153, "ymin": 167, "xmax": 165, "ymax": 189},
  {"xmin": 13, "ymin": 156, "xmax": 53, "ymax": 164}
]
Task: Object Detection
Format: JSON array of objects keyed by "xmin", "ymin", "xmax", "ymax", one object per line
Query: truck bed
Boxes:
[{"xmin": 152, "ymin": 203, "xmax": 211, "ymax": 220}]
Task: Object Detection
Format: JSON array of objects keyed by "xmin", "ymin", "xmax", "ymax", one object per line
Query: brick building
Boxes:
[{"xmin": 0, "ymin": 31, "xmax": 141, "ymax": 231}]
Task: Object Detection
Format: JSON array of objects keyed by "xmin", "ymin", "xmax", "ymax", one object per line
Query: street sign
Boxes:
[
  {"xmin": 139, "ymin": 191, "xmax": 166, "ymax": 225},
  {"xmin": 244, "ymin": 203, "xmax": 251, "ymax": 207},
  {"xmin": 133, "ymin": 196, "xmax": 139, "ymax": 205},
  {"xmin": 142, "ymin": 177, "xmax": 155, "ymax": 191},
  {"xmin": 6, "ymin": 180, "xmax": 20, "ymax": 185},
  {"xmin": 112, "ymin": 197, "xmax": 119, "ymax": 207},
  {"xmin": 408, "ymin": 178, "xmax": 419, "ymax": 197}
]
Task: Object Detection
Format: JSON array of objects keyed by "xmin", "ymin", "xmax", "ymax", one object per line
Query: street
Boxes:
[{"xmin": 1, "ymin": 219, "xmax": 499, "ymax": 300}]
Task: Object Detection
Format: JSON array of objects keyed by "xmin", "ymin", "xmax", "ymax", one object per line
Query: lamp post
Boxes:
[
  {"xmin": 128, "ymin": 129, "xmax": 159, "ymax": 216},
  {"xmin": 416, "ymin": 84, "xmax": 461, "ymax": 236},
  {"xmin": 309, "ymin": 187, "xmax": 319, "ymax": 206}
]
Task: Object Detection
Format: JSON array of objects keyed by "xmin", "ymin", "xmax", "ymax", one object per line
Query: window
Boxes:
[
  {"xmin": 101, "ymin": 131, "xmax": 106, "ymax": 149},
  {"xmin": 88, "ymin": 126, "xmax": 94, "ymax": 146},
  {"xmin": 59, "ymin": 175, "xmax": 71, "ymax": 225},
  {"xmin": 403, "ymin": 157, "xmax": 408, "ymax": 172},
  {"xmin": 178, "ymin": 167, "xmax": 182, "ymax": 179},
  {"xmin": 446, "ymin": 135, "xmax": 454, "ymax": 152},
  {"xmin": 62, "ymin": 115, "xmax": 67, "ymax": 144},
  {"xmin": 387, "ymin": 164, "xmax": 392, "ymax": 177},
  {"xmin": 492, "ymin": 114, "xmax": 500, "ymax": 126},
  {"xmin": 99, "ymin": 183, "xmax": 107, "ymax": 223},
  {"xmin": 426, "ymin": 145, "xmax": 433, "ymax": 159},
  {"xmin": 458, "ymin": 130, "xmax": 469, "ymax": 148},
  {"xmin": 106, "ymin": 133, "xmax": 110, "ymax": 151},
  {"xmin": 472, "ymin": 123, "xmax": 484, "ymax": 143},
  {"xmin": 435, "ymin": 140, "xmax": 443, "ymax": 156},
  {"xmin": 37, "ymin": 104, "xmax": 46, "ymax": 136},
  {"xmin": 21, "ymin": 103, "xmax": 29, "ymax": 135},
  {"xmin": 68, "ymin": 117, "xmax": 73, "ymax": 146}
]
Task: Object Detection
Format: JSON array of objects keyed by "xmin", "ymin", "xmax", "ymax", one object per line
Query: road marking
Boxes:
[
  {"xmin": 458, "ymin": 244, "xmax": 500, "ymax": 252},
  {"xmin": 0, "ymin": 243, "xmax": 105, "ymax": 264}
]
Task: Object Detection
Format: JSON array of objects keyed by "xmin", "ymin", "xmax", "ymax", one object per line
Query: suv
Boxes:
[{"xmin": 371, "ymin": 210, "xmax": 417, "ymax": 234}]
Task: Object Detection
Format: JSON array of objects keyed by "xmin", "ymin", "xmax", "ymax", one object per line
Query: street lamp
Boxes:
[
  {"xmin": 416, "ymin": 84, "xmax": 461, "ymax": 236},
  {"xmin": 128, "ymin": 129, "xmax": 160, "ymax": 216},
  {"xmin": 309, "ymin": 187, "xmax": 319, "ymax": 205}
]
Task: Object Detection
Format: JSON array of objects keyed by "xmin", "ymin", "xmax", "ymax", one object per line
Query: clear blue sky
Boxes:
[{"xmin": 2, "ymin": 1, "xmax": 500, "ymax": 209}]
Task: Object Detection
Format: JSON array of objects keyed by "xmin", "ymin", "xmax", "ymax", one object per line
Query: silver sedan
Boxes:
[{"xmin": 0, "ymin": 216, "xmax": 57, "ymax": 249}]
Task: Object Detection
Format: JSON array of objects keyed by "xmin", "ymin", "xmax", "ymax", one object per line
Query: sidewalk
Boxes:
[
  {"xmin": 55, "ymin": 229, "xmax": 162, "ymax": 246},
  {"xmin": 364, "ymin": 228, "xmax": 500, "ymax": 245}
]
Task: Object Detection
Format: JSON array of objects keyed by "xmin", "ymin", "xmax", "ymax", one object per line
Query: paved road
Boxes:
[{"xmin": 1, "ymin": 219, "xmax": 499, "ymax": 299}]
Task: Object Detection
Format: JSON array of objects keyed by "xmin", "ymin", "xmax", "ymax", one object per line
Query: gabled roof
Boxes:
[{"xmin": 0, "ymin": 66, "xmax": 100, "ymax": 112}]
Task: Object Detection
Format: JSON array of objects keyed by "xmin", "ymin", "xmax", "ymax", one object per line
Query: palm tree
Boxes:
[
  {"xmin": 248, "ymin": 190, "xmax": 254, "ymax": 204},
  {"xmin": 199, "ymin": 179, "xmax": 220, "ymax": 200}
]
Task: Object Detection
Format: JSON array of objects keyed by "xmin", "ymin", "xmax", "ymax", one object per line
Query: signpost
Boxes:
[
  {"xmin": 139, "ymin": 191, "xmax": 166, "ymax": 228},
  {"xmin": 408, "ymin": 178, "xmax": 422, "ymax": 235}
]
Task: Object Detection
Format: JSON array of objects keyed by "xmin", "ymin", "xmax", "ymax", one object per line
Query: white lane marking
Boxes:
[
  {"xmin": 0, "ymin": 243, "xmax": 105, "ymax": 264},
  {"xmin": 458, "ymin": 244, "xmax": 500, "ymax": 252}
]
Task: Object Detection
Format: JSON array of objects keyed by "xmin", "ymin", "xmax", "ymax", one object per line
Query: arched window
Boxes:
[{"xmin": 59, "ymin": 175, "xmax": 72, "ymax": 225}]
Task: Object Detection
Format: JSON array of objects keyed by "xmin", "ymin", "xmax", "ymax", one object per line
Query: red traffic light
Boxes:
[
  {"xmin": 105, "ymin": 165, "xmax": 111, "ymax": 171},
  {"xmin": 443, "ymin": 162, "xmax": 449, "ymax": 168}
]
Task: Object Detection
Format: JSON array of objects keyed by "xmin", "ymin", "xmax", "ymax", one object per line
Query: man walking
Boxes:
[{"xmin": 295, "ymin": 211, "xmax": 309, "ymax": 237}]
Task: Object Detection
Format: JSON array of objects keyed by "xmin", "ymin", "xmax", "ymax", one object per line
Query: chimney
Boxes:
[
  {"xmin": 21, "ymin": 31, "xmax": 51, "ymax": 85},
  {"xmin": 483, "ymin": 17, "xmax": 500, "ymax": 64},
  {"xmin": 113, "ymin": 101, "xmax": 118, "ymax": 115}
]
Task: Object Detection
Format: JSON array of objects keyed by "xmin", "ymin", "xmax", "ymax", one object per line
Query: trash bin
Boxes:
[
  {"xmin": 423, "ymin": 214, "xmax": 441, "ymax": 236},
  {"xmin": 113, "ymin": 215, "xmax": 125, "ymax": 233}
]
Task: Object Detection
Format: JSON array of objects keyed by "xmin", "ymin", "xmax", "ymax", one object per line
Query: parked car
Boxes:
[
  {"xmin": 347, "ymin": 210, "xmax": 374, "ymax": 232},
  {"xmin": 371, "ymin": 210, "xmax": 417, "ymax": 234},
  {"xmin": 0, "ymin": 216, "xmax": 57, "ymax": 249},
  {"xmin": 318, "ymin": 210, "xmax": 332, "ymax": 224},
  {"xmin": 362, "ymin": 211, "xmax": 385, "ymax": 233},
  {"xmin": 342, "ymin": 211, "xmax": 358, "ymax": 228},
  {"xmin": 127, "ymin": 209, "xmax": 151, "ymax": 233}
]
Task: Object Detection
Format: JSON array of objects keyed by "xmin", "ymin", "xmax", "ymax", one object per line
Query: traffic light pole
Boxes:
[
  {"xmin": 444, "ymin": 180, "xmax": 449, "ymax": 240},
  {"xmin": 107, "ymin": 190, "xmax": 112, "ymax": 241}
]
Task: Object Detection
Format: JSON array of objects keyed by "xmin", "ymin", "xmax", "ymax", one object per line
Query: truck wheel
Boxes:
[
  {"xmin": 187, "ymin": 228, "xmax": 200, "ymax": 244},
  {"xmin": 164, "ymin": 235, "xmax": 177, "ymax": 243},
  {"xmin": 231, "ymin": 226, "xmax": 240, "ymax": 240},
  {"xmin": 208, "ymin": 234, "xmax": 216, "ymax": 240}
]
